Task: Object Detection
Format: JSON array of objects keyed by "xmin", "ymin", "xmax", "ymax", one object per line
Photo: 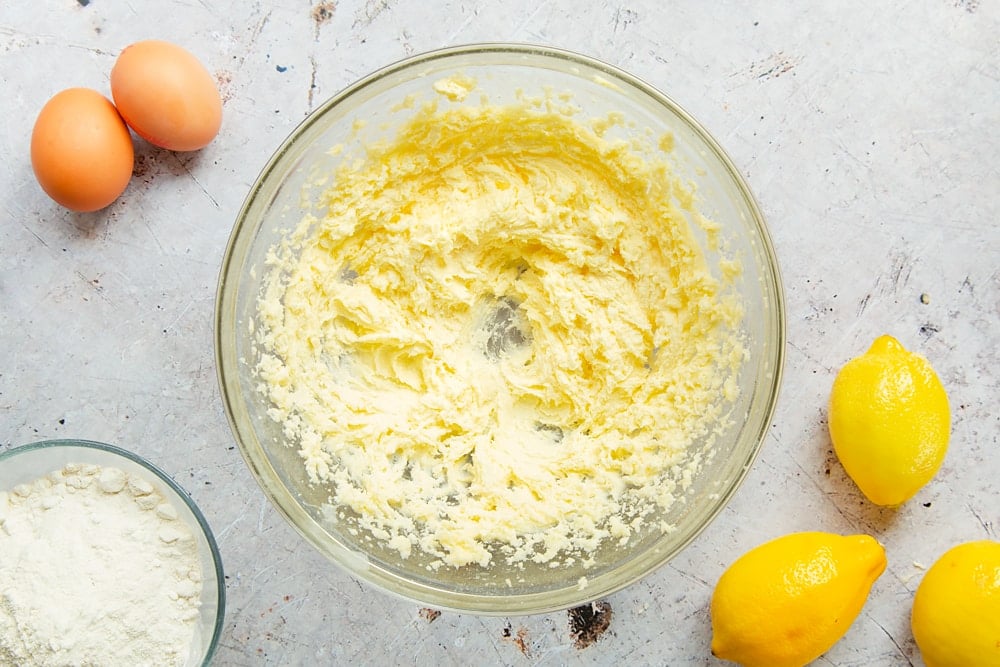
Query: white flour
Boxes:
[{"xmin": 0, "ymin": 463, "xmax": 203, "ymax": 666}]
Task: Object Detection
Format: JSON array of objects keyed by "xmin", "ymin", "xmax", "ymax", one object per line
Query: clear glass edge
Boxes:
[{"xmin": 214, "ymin": 42, "xmax": 787, "ymax": 615}]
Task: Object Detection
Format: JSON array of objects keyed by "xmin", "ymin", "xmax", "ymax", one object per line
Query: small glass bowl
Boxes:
[
  {"xmin": 0, "ymin": 439, "xmax": 225, "ymax": 666},
  {"xmin": 216, "ymin": 43, "xmax": 785, "ymax": 614}
]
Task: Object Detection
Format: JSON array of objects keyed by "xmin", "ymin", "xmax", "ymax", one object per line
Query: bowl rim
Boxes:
[
  {"xmin": 215, "ymin": 41, "xmax": 786, "ymax": 615},
  {"xmin": 0, "ymin": 438, "xmax": 227, "ymax": 665}
]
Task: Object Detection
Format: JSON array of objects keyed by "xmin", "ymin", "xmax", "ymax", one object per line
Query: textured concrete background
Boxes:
[{"xmin": 1, "ymin": 1, "xmax": 998, "ymax": 665}]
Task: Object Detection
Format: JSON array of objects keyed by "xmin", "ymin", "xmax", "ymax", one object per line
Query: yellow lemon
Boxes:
[
  {"xmin": 710, "ymin": 531, "xmax": 886, "ymax": 667},
  {"xmin": 829, "ymin": 334, "xmax": 950, "ymax": 506},
  {"xmin": 911, "ymin": 540, "xmax": 1000, "ymax": 667}
]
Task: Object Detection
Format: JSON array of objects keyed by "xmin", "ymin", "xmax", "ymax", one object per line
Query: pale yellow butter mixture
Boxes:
[{"xmin": 256, "ymin": 81, "xmax": 744, "ymax": 568}]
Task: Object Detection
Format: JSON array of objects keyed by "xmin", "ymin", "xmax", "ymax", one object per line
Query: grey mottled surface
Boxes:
[{"xmin": 1, "ymin": 1, "xmax": 998, "ymax": 665}]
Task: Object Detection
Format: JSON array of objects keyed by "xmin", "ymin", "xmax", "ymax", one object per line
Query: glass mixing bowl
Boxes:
[
  {"xmin": 215, "ymin": 43, "xmax": 784, "ymax": 614},
  {"xmin": 0, "ymin": 439, "xmax": 225, "ymax": 665}
]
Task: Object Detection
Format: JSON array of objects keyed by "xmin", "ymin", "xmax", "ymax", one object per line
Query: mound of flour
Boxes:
[{"xmin": 0, "ymin": 463, "xmax": 203, "ymax": 666}]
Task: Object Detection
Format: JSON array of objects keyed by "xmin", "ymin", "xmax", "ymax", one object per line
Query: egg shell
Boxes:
[
  {"xmin": 111, "ymin": 40, "xmax": 222, "ymax": 152},
  {"xmin": 30, "ymin": 88, "xmax": 134, "ymax": 212}
]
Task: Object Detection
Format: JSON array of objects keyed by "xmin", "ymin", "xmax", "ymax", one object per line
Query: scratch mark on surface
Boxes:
[
  {"xmin": 251, "ymin": 561, "xmax": 280, "ymax": 588},
  {"xmin": 445, "ymin": 9, "xmax": 477, "ymax": 43},
  {"xmin": 612, "ymin": 7, "xmax": 639, "ymax": 33},
  {"xmin": 833, "ymin": 136, "xmax": 869, "ymax": 169},
  {"xmin": 65, "ymin": 42, "xmax": 116, "ymax": 57},
  {"xmin": 0, "ymin": 29, "xmax": 113, "ymax": 56},
  {"xmin": 141, "ymin": 216, "xmax": 167, "ymax": 256},
  {"xmin": 787, "ymin": 340, "xmax": 835, "ymax": 374},
  {"xmin": 797, "ymin": 456, "xmax": 843, "ymax": 505},
  {"xmin": 968, "ymin": 503, "xmax": 995, "ymax": 538},
  {"xmin": 785, "ymin": 455, "xmax": 861, "ymax": 530},
  {"xmin": 256, "ymin": 496, "xmax": 269, "ymax": 533},
  {"xmin": 478, "ymin": 617, "xmax": 508, "ymax": 664},
  {"xmin": 234, "ymin": 8, "xmax": 273, "ymax": 74},
  {"xmin": 25, "ymin": 225, "xmax": 50, "ymax": 250},
  {"xmin": 870, "ymin": 614, "xmax": 915, "ymax": 666},
  {"xmin": 730, "ymin": 51, "xmax": 801, "ymax": 81},
  {"xmin": 890, "ymin": 253, "xmax": 911, "ymax": 291},
  {"xmin": 163, "ymin": 296, "xmax": 207, "ymax": 333},
  {"xmin": 667, "ymin": 561, "xmax": 712, "ymax": 589},
  {"xmin": 353, "ymin": 0, "xmax": 394, "ymax": 28},
  {"xmin": 857, "ymin": 293, "xmax": 871, "ymax": 317},
  {"xmin": 378, "ymin": 611, "xmax": 423, "ymax": 655},
  {"xmin": 398, "ymin": 29, "xmax": 414, "ymax": 55},
  {"xmin": 74, "ymin": 270, "xmax": 112, "ymax": 305},
  {"xmin": 511, "ymin": 0, "xmax": 550, "ymax": 37},
  {"xmin": 216, "ymin": 510, "xmax": 246, "ymax": 541},
  {"xmin": 171, "ymin": 154, "xmax": 220, "ymax": 209},
  {"xmin": 873, "ymin": 252, "xmax": 913, "ymax": 298}
]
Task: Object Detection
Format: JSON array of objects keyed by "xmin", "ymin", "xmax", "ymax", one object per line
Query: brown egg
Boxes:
[
  {"xmin": 30, "ymin": 88, "xmax": 135, "ymax": 212},
  {"xmin": 111, "ymin": 40, "xmax": 222, "ymax": 152}
]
